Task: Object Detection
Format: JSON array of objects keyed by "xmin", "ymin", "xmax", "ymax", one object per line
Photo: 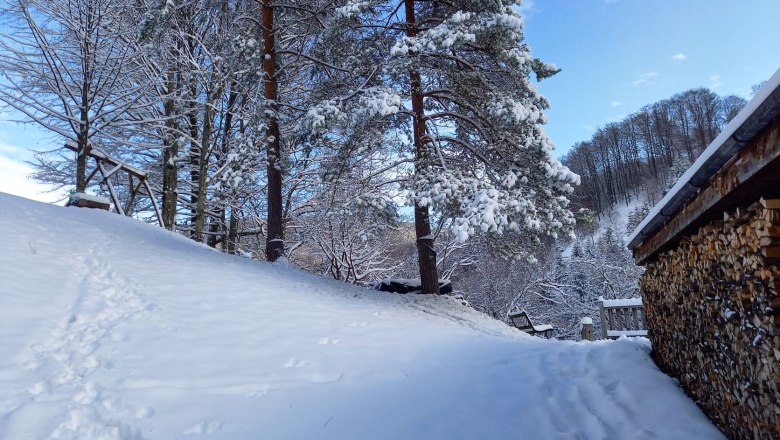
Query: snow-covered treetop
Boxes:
[{"xmin": 311, "ymin": 0, "xmax": 579, "ymax": 251}]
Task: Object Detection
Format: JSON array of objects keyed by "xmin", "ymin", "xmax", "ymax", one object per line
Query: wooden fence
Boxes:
[{"xmin": 598, "ymin": 297, "xmax": 647, "ymax": 339}]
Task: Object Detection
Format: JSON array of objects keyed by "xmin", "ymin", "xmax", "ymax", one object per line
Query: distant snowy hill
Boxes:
[{"xmin": 0, "ymin": 192, "xmax": 723, "ymax": 439}]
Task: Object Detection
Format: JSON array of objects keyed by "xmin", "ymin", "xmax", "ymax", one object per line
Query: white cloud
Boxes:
[
  {"xmin": 0, "ymin": 144, "xmax": 64, "ymax": 204},
  {"xmin": 632, "ymin": 72, "xmax": 659, "ymax": 86},
  {"xmin": 709, "ymin": 75, "xmax": 724, "ymax": 89},
  {"xmin": 0, "ymin": 140, "xmax": 37, "ymax": 163},
  {"xmin": 610, "ymin": 101, "xmax": 622, "ymax": 108},
  {"xmin": 518, "ymin": 0, "xmax": 536, "ymax": 16},
  {"xmin": 671, "ymin": 53, "xmax": 687, "ymax": 61}
]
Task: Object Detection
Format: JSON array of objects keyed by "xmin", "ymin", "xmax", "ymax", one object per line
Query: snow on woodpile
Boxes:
[{"xmin": 0, "ymin": 192, "xmax": 724, "ymax": 439}]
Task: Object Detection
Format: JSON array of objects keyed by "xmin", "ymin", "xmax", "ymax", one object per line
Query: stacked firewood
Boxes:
[{"xmin": 641, "ymin": 198, "xmax": 780, "ymax": 438}]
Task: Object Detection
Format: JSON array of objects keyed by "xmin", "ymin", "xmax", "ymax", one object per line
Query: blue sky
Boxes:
[
  {"xmin": 521, "ymin": 0, "xmax": 780, "ymax": 157},
  {"xmin": 1, "ymin": 0, "xmax": 779, "ymax": 201}
]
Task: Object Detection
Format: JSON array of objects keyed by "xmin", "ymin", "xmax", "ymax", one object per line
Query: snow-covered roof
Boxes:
[{"xmin": 627, "ymin": 68, "xmax": 780, "ymax": 252}]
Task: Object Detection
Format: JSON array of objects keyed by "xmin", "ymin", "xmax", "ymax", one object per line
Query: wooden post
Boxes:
[
  {"xmin": 580, "ymin": 317, "xmax": 594, "ymax": 341},
  {"xmin": 97, "ymin": 162, "xmax": 125, "ymax": 216},
  {"xmin": 598, "ymin": 297, "xmax": 608, "ymax": 339},
  {"xmin": 143, "ymin": 179, "xmax": 165, "ymax": 228}
]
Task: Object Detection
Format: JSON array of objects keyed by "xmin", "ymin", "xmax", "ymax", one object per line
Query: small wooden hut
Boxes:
[{"xmin": 628, "ymin": 68, "xmax": 780, "ymax": 438}]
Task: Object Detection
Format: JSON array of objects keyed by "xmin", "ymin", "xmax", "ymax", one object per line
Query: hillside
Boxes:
[{"xmin": 0, "ymin": 192, "xmax": 724, "ymax": 439}]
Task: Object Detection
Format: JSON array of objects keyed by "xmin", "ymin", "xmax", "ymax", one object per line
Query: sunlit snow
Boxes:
[{"xmin": 0, "ymin": 192, "xmax": 723, "ymax": 439}]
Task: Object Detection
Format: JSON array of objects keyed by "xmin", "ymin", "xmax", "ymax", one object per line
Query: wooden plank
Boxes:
[
  {"xmin": 762, "ymin": 246, "xmax": 780, "ymax": 258},
  {"xmin": 759, "ymin": 197, "xmax": 780, "ymax": 209},
  {"xmin": 63, "ymin": 143, "xmax": 148, "ymax": 178},
  {"xmin": 599, "ymin": 300, "xmax": 608, "ymax": 339},
  {"xmin": 98, "ymin": 162, "xmax": 125, "ymax": 216},
  {"xmin": 85, "ymin": 164, "xmax": 100, "ymax": 186},
  {"xmin": 144, "ymin": 180, "xmax": 166, "ymax": 228},
  {"xmin": 634, "ymin": 114, "xmax": 780, "ymax": 264},
  {"xmin": 125, "ymin": 176, "xmax": 143, "ymax": 215}
]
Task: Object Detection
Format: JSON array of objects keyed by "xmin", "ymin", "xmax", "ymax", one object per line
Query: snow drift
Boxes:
[{"xmin": 0, "ymin": 192, "xmax": 723, "ymax": 439}]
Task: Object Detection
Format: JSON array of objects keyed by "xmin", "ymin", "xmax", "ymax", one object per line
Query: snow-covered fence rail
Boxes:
[{"xmin": 598, "ymin": 297, "xmax": 647, "ymax": 339}]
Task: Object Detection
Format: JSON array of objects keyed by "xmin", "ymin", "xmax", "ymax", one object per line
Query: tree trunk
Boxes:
[
  {"xmin": 75, "ymin": 129, "xmax": 90, "ymax": 192},
  {"xmin": 206, "ymin": 206, "xmax": 223, "ymax": 248},
  {"xmin": 193, "ymin": 104, "xmax": 212, "ymax": 242},
  {"xmin": 262, "ymin": 0, "xmax": 284, "ymax": 262},
  {"xmin": 227, "ymin": 208, "xmax": 238, "ymax": 254},
  {"xmin": 405, "ymin": 0, "xmax": 439, "ymax": 294},
  {"xmin": 186, "ymin": 34, "xmax": 200, "ymax": 239},
  {"xmin": 161, "ymin": 69, "xmax": 179, "ymax": 230},
  {"xmin": 188, "ymin": 96, "xmax": 200, "ymax": 239},
  {"xmin": 75, "ymin": 2, "xmax": 94, "ymax": 193}
]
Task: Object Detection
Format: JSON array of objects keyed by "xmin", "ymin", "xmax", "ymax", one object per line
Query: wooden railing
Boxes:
[{"xmin": 598, "ymin": 297, "xmax": 647, "ymax": 339}]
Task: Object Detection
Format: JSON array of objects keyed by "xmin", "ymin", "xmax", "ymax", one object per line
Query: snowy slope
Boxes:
[{"xmin": 0, "ymin": 192, "xmax": 724, "ymax": 439}]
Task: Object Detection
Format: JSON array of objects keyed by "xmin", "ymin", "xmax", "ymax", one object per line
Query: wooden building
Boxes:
[{"xmin": 628, "ymin": 69, "xmax": 780, "ymax": 438}]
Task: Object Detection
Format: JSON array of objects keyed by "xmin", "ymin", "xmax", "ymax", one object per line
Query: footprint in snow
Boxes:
[
  {"xmin": 183, "ymin": 420, "xmax": 223, "ymax": 435},
  {"xmin": 308, "ymin": 372, "xmax": 344, "ymax": 383},
  {"xmin": 283, "ymin": 358, "xmax": 309, "ymax": 368},
  {"xmin": 245, "ymin": 386, "xmax": 270, "ymax": 398},
  {"xmin": 318, "ymin": 337, "xmax": 341, "ymax": 345},
  {"xmin": 23, "ymin": 359, "xmax": 42, "ymax": 371},
  {"xmin": 72, "ymin": 380, "xmax": 100, "ymax": 405},
  {"xmin": 348, "ymin": 321, "xmax": 368, "ymax": 327},
  {"xmin": 101, "ymin": 396, "xmax": 155, "ymax": 419},
  {"xmin": 27, "ymin": 381, "xmax": 49, "ymax": 397}
]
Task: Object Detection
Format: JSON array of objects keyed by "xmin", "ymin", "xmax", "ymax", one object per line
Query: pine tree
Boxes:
[{"xmin": 311, "ymin": 0, "xmax": 579, "ymax": 293}]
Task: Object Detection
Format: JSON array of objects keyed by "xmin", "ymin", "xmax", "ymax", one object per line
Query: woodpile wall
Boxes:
[{"xmin": 641, "ymin": 199, "xmax": 780, "ymax": 438}]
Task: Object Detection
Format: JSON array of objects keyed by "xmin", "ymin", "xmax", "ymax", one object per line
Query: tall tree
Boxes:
[
  {"xmin": 254, "ymin": 0, "xmax": 350, "ymax": 261},
  {"xmin": 260, "ymin": 0, "xmax": 284, "ymax": 260},
  {"xmin": 314, "ymin": 0, "xmax": 579, "ymax": 293}
]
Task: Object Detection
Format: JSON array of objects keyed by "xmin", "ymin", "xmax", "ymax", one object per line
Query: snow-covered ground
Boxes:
[{"xmin": 0, "ymin": 192, "xmax": 724, "ymax": 439}]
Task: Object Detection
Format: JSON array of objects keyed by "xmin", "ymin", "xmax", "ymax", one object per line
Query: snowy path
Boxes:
[{"xmin": 0, "ymin": 192, "xmax": 724, "ymax": 439}]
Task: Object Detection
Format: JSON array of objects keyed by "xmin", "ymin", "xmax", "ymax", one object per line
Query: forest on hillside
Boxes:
[
  {"xmin": 0, "ymin": 0, "xmax": 755, "ymax": 338},
  {"xmin": 563, "ymin": 87, "xmax": 747, "ymax": 222},
  {"xmin": 482, "ymin": 86, "xmax": 750, "ymax": 337}
]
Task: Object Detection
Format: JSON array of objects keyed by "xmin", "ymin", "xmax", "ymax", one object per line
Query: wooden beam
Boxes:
[
  {"xmin": 143, "ymin": 179, "xmax": 165, "ymax": 228},
  {"xmin": 125, "ymin": 175, "xmax": 143, "ymax": 215},
  {"xmin": 85, "ymin": 164, "xmax": 100, "ymax": 186},
  {"xmin": 760, "ymin": 197, "xmax": 780, "ymax": 209},
  {"xmin": 97, "ymin": 162, "xmax": 125, "ymax": 216},
  {"xmin": 634, "ymin": 114, "xmax": 780, "ymax": 264},
  {"xmin": 62, "ymin": 143, "xmax": 147, "ymax": 178}
]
